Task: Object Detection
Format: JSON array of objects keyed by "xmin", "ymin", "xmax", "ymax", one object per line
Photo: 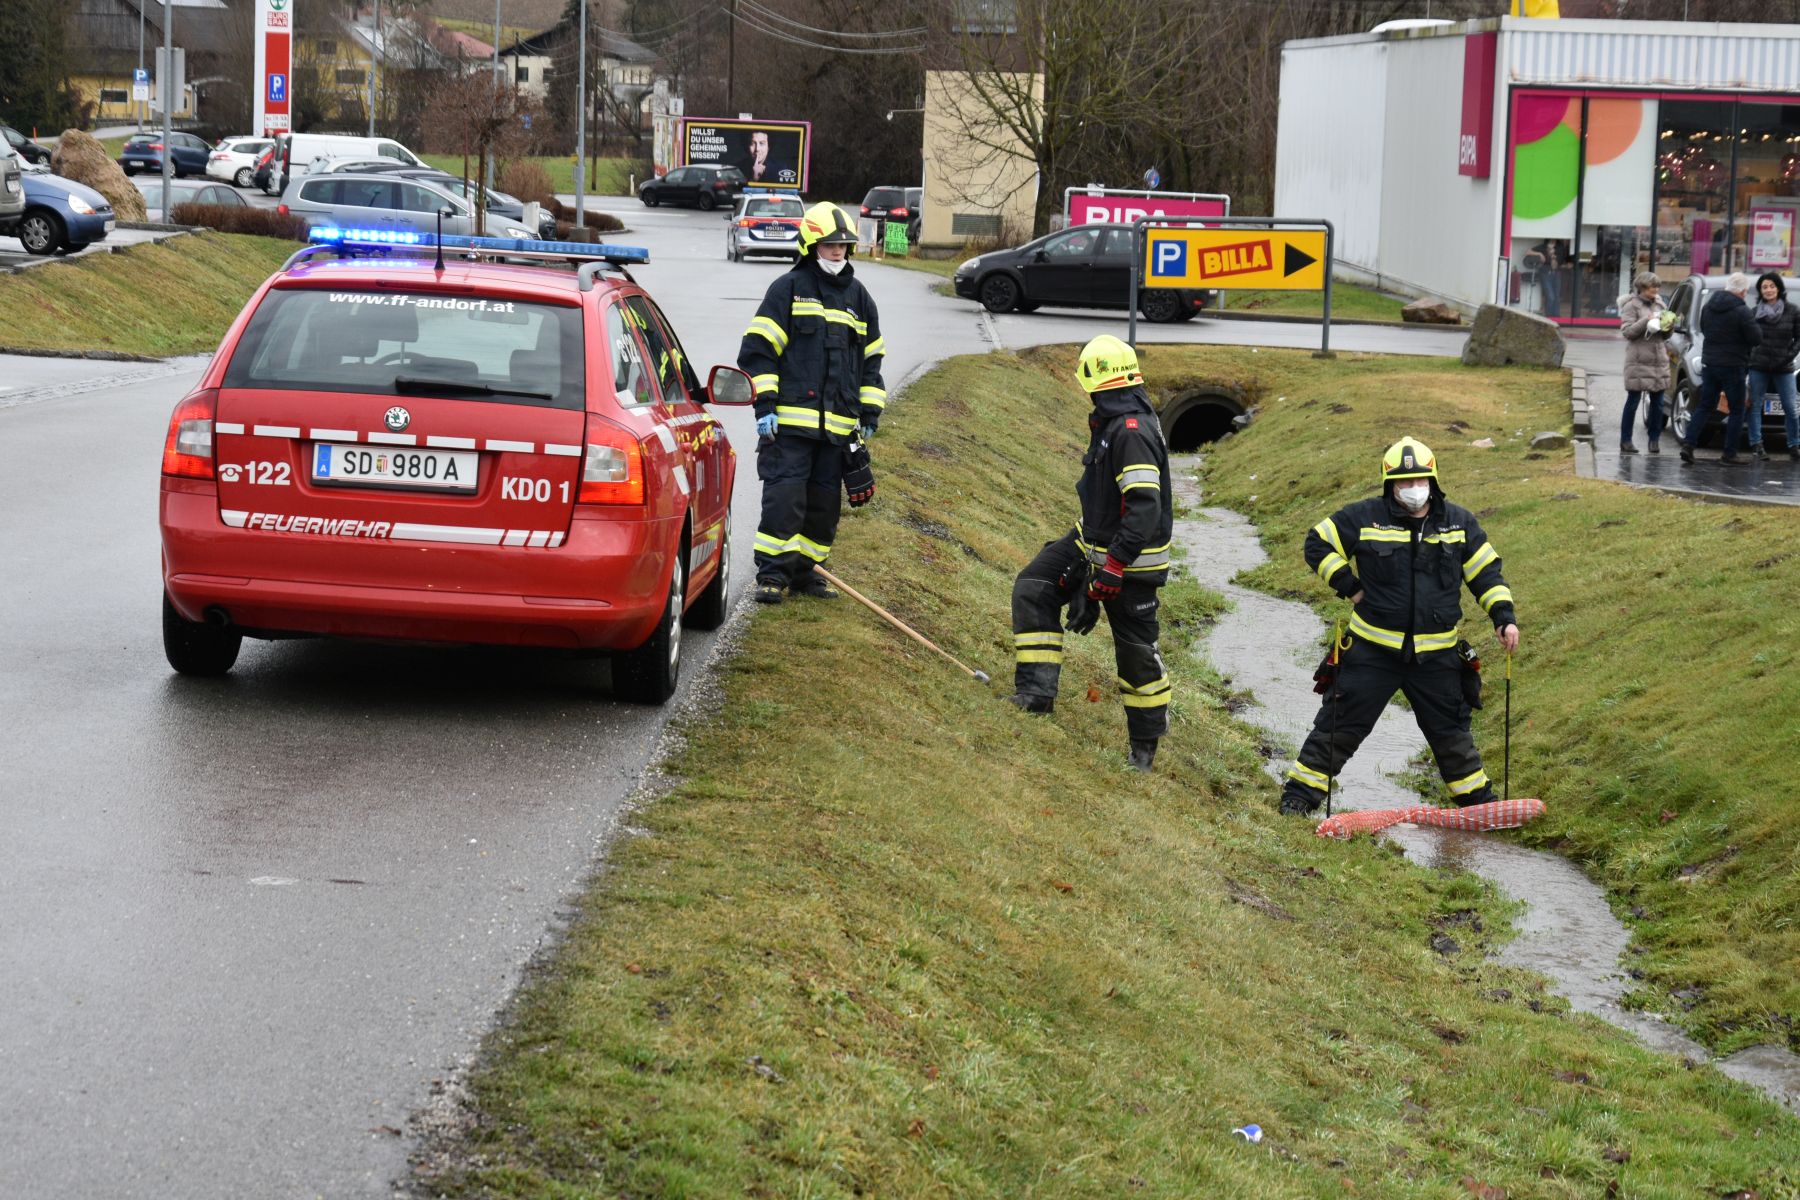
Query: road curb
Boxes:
[
  {"xmin": 0, "ymin": 345, "xmax": 162, "ymax": 362},
  {"xmin": 1569, "ymin": 366, "xmax": 1592, "ymax": 440},
  {"xmin": 1207, "ymin": 308, "xmax": 1453, "ymax": 332}
]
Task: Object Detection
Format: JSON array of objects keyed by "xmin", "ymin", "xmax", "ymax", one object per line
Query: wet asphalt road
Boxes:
[{"xmin": 0, "ymin": 204, "xmax": 983, "ymax": 1199}]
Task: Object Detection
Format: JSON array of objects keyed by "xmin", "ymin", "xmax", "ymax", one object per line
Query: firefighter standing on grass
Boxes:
[
  {"xmin": 1007, "ymin": 335, "xmax": 1174, "ymax": 772},
  {"xmin": 1278, "ymin": 437, "xmax": 1521, "ymax": 816},
  {"xmin": 739, "ymin": 202, "xmax": 887, "ymax": 603}
]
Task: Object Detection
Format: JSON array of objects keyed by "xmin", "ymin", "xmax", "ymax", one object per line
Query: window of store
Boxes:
[{"xmin": 1506, "ymin": 90, "xmax": 1800, "ymax": 324}]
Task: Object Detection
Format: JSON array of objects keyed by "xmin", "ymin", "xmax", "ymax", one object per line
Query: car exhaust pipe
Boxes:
[{"xmin": 204, "ymin": 606, "xmax": 233, "ymax": 628}]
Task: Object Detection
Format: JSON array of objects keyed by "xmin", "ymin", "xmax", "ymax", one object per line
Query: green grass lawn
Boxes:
[
  {"xmin": 419, "ymin": 154, "xmax": 649, "ymax": 198},
  {"xmin": 0, "ymin": 231, "xmax": 294, "ymax": 357},
  {"xmin": 1221, "ymin": 280, "xmax": 1406, "ymax": 322},
  {"xmin": 417, "ymin": 347, "xmax": 1798, "ymax": 1198}
]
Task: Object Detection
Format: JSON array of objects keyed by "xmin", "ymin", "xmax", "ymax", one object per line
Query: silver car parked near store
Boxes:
[{"xmin": 278, "ymin": 172, "xmax": 537, "ymax": 240}]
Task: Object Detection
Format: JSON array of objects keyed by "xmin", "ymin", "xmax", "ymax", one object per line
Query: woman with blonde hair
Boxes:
[{"xmin": 1618, "ymin": 270, "xmax": 1675, "ymax": 454}]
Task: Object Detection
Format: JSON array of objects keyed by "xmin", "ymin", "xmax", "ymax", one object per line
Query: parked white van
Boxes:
[{"xmin": 268, "ymin": 134, "xmax": 424, "ymax": 194}]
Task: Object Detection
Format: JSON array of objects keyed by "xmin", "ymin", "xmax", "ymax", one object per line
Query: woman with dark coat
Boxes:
[
  {"xmin": 1617, "ymin": 271, "xmax": 1674, "ymax": 454},
  {"xmin": 1745, "ymin": 271, "xmax": 1800, "ymax": 460}
]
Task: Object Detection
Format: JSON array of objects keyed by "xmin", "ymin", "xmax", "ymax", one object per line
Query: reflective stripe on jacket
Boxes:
[
  {"xmin": 1073, "ymin": 385, "xmax": 1173, "ymax": 586},
  {"xmin": 737, "ymin": 259, "xmax": 887, "ymax": 444},
  {"xmin": 1305, "ymin": 490, "xmax": 1515, "ymax": 657}
]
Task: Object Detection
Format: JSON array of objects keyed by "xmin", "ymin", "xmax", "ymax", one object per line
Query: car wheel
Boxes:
[
  {"xmin": 697, "ymin": 191, "xmax": 717, "ymax": 211},
  {"xmin": 120, "ymin": 163, "xmax": 136, "ymax": 175},
  {"xmin": 1015, "ymin": 300, "xmax": 1040, "ymax": 313},
  {"xmin": 642, "ymin": 190, "xmax": 659, "ymax": 207},
  {"xmin": 979, "ymin": 273, "xmax": 1020, "ymax": 314},
  {"xmin": 1140, "ymin": 289, "xmax": 1183, "ymax": 323},
  {"xmin": 234, "ymin": 167, "xmax": 253, "ymax": 188},
  {"xmin": 17, "ymin": 210, "xmax": 63, "ymax": 255},
  {"xmin": 1176, "ymin": 306, "xmax": 1201, "ymax": 322},
  {"xmin": 687, "ymin": 514, "xmax": 731, "ymax": 630},
  {"xmin": 162, "ymin": 593, "xmax": 242, "ymax": 677},
  {"xmin": 613, "ymin": 549, "xmax": 685, "ymax": 703}
]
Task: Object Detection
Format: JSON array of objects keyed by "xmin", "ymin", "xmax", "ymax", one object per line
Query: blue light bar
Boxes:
[{"xmin": 304, "ymin": 227, "xmax": 649, "ymax": 264}]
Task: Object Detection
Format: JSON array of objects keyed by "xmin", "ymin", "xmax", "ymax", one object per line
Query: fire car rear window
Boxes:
[{"xmin": 222, "ymin": 286, "xmax": 585, "ymax": 409}]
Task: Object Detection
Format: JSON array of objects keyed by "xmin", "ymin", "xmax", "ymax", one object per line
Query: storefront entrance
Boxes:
[{"xmin": 1504, "ymin": 89, "xmax": 1800, "ymax": 325}]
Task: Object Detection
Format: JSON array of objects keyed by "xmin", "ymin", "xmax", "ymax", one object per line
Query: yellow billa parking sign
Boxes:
[{"xmin": 1143, "ymin": 228, "xmax": 1328, "ymax": 290}]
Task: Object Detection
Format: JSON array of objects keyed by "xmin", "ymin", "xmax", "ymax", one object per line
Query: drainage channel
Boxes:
[{"xmin": 1170, "ymin": 454, "xmax": 1800, "ymax": 1112}]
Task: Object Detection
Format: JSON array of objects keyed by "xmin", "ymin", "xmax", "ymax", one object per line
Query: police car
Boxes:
[
  {"xmin": 159, "ymin": 229, "xmax": 755, "ymax": 703},
  {"xmin": 724, "ymin": 190, "xmax": 804, "ymax": 262}
]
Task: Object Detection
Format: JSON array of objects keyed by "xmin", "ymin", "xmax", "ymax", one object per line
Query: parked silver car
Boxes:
[
  {"xmin": 1664, "ymin": 272, "xmax": 1800, "ymax": 447},
  {"xmin": 0, "ymin": 141, "xmax": 25, "ymax": 223},
  {"xmin": 277, "ymin": 172, "xmax": 537, "ymax": 240}
]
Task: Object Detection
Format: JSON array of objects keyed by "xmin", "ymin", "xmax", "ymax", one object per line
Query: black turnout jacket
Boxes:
[
  {"xmin": 737, "ymin": 258, "xmax": 887, "ymax": 444},
  {"xmin": 1073, "ymin": 385, "xmax": 1173, "ymax": 586}
]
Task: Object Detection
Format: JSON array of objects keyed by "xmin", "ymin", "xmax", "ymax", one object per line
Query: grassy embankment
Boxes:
[
  {"xmin": 419, "ymin": 346, "xmax": 1797, "ymax": 1199},
  {"xmin": 0, "ymin": 231, "xmax": 294, "ymax": 357},
  {"xmin": 872, "ymin": 254, "xmax": 1406, "ymax": 322},
  {"xmin": 1196, "ymin": 349, "xmax": 1800, "ymax": 1057},
  {"xmin": 418, "ymin": 154, "xmax": 645, "ymax": 199}
]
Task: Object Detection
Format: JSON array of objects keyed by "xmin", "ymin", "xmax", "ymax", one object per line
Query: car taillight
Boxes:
[
  {"xmin": 860, "ymin": 205, "xmax": 870, "ymax": 214},
  {"xmin": 578, "ymin": 431, "xmax": 645, "ymax": 505},
  {"xmin": 210, "ymin": 153, "xmax": 229, "ymax": 160},
  {"xmin": 891, "ymin": 206, "xmax": 909, "ymax": 217},
  {"xmin": 162, "ymin": 389, "xmax": 217, "ymax": 480},
  {"xmin": 276, "ymin": 203, "xmax": 288, "ymax": 215},
  {"xmin": 146, "ymin": 143, "xmax": 164, "ymax": 152}
]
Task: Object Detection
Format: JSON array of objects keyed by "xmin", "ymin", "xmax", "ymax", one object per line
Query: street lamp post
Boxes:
[
  {"xmin": 160, "ymin": 0, "xmax": 173, "ymax": 223},
  {"xmin": 574, "ymin": 0, "xmax": 586, "ymax": 230}
]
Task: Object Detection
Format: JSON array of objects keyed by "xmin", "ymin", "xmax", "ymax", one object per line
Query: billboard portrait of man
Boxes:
[
  {"xmin": 681, "ymin": 119, "xmax": 809, "ymax": 191},
  {"xmin": 734, "ymin": 130, "xmax": 794, "ymax": 186}
]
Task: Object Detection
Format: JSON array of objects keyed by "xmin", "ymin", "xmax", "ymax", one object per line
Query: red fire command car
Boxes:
[{"xmin": 159, "ymin": 229, "xmax": 754, "ymax": 703}]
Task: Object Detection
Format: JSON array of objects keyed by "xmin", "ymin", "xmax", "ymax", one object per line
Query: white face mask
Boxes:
[
  {"xmin": 1394, "ymin": 482, "xmax": 1432, "ymax": 511},
  {"xmin": 816, "ymin": 255, "xmax": 848, "ymax": 276}
]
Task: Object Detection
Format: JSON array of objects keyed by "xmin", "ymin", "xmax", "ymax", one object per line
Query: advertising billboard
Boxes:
[
  {"xmin": 679, "ymin": 118, "xmax": 810, "ymax": 192},
  {"xmin": 1063, "ymin": 188, "xmax": 1229, "ymax": 226}
]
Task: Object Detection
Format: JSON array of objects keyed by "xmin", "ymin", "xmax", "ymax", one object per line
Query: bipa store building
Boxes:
[{"xmin": 1275, "ymin": 17, "xmax": 1800, "ymax": 325}]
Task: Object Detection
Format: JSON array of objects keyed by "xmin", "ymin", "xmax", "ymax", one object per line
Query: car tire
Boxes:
[
  {"xmin": 234, "ymin": 167, "xmax": 253, "ymax": 188},
  {"xmin": 613, "ymin": 548, "xmax": 685, "ymax": 704},
  {"xmin": 728, "ymin": 246, "xmax": 741, "ymax": 262},
  {"xmin": 1015, "ymin": 300, "xmax": 1040, "ymax": 313},
  {"xmin": 697, "ymin": 192, "xmax": 717, "ymax": 211},
  {"xmin": 686, "ymin": 515, "xmax": 731, "ymax": 630},
  {"xmin": 642, "ymin": 191, "xmax": 659, "ymax": 207},
  {"xmin": 17, "ymin": 209, "xmax": 63, "ymax": 255},
  {"xmin": 162, "ymin": 593, "xmax": 242, "ymax": 677},
  {"xmin": 1176, "ymin": 307, "xmax": 1201, "ymax": 322},
  {"xmin": 979, "ymin": 273, "xmax": 1021, "ymax": 314},
  {"xmin": 120, "ymin": 163, "xmax": 136, "ymax": 176},
  {"xmin": 1140, "ymin": 289, "xmax": 1183, "ymax": 323}
]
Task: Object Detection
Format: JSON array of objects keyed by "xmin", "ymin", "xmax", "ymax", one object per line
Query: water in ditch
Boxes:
[{"xmin": 1169, "ymin": 454, "xmax": 1800, "ymax": 1111}]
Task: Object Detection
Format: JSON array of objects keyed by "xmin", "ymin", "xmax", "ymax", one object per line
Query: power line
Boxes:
[
  {"xmin": 728, "ymin": 6, "xmax": 924, "ymax": 53},
  {"xmin": 737, "ymin": 0, "xmax": 926, "ymax": 38}
]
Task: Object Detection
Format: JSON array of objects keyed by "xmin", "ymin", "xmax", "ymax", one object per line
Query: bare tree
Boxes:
[{"xmin": 422, "ymin": 71, "xmax": 545, "ymax": 233}]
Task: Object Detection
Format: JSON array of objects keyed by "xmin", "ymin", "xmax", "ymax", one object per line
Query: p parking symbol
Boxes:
[{"xmin": 1151, "ymin": 239, "xmax": 1186, "ymax": 278}]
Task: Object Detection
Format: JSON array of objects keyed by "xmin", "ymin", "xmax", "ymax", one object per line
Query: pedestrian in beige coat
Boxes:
[{"xmin": 1618, "ymin": 271, "xmax": 1675, "ymax": 454}]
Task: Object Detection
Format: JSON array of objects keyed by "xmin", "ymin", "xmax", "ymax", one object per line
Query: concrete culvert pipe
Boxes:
[{"xmin": 1159, "ymin": 386, "xmax": 1249, "ymax": 451}]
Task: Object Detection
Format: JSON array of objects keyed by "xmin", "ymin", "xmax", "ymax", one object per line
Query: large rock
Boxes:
[
  {"xmin": 1460, "ymin": 303, "xmax": 1565, "ymax": 368},
  {"xmin": 49, "ymin": 129, "xmax": 147, "ymax": 222},
  {"xmin": 1402, "ymin": 297, "xmax": 1462, "ymax": 325}
]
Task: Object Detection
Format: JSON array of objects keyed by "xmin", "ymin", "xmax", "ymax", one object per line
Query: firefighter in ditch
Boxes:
[
  {"xmin": 739, "ymin": 202, "xmax": 886, "ymax": 603},
  {"xmin": 1006, "ymin": 335, "xmax": 1174, "ymax": 771},
  {"xmin": 1278, "ymin": 437, "xmax": 1521, "ymax": 815}
]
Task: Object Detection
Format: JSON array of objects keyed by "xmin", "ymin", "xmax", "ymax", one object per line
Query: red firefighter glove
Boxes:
[{"xmin": 1087, "ymin": 557, "xmax": 1126, "ymax": 602}]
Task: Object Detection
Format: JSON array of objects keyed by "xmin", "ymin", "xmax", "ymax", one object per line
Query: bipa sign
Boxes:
[{"xmin": 1066, "ymin": 189, "xmax": 1228, "ymax": 226}]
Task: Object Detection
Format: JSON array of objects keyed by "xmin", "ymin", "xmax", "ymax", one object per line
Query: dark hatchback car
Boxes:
[
  {"xmin": 639, "ymin": 164, "xmax": 745, "ymax": 211},
  {"xmin": 118, "ymin": 131, "xmax": 213, "ymax": 177},
  {"xmin": 2, "ymin": 123, "xmax": 51, "ymax": 165},
  {"xmin": 953, "ymin": 223, "xmax": 1214, "ymax": 322}
]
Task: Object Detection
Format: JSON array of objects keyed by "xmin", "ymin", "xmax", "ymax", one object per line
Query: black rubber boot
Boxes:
[
  {"xmin": 1278, "ymin": 785, "xmax": 1321, "ymax": 816},
  {"xmin": 1005, "ymin": 692, "xmax": 1054, "ymax": 714},
  {"xmin": 792, "ymin": 573, "xmax": 839, "ymax": 599},
  {"xmin": 1127, "ymin": 738, "xmax": 1158, "ymax": 772},
  {"xmin": 753, "ymin": 582, "xmax": 786, "ymax": 605},
  {"xmin": 1455, "ymin": 788, "xmax": 1497, "ymax": 809}
]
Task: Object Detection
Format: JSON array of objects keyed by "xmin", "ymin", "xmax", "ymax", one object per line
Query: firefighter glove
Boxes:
[
  {"xmin": 756, "ymin": 413, "xmax": 778, "ymax": 438},
  {"xmin": 1310, "ymin": 654, "xmax": 1338, "ymax": 696},
  {"xmin": 860, "ymin": 423, "xmax": 877, "ymax": 441},
  {"xmin": 842, "ymin": 439, "xmax": 876, "ymax": 507},
  {"xmin": 1065, "ymin": 587, "xmax": 1097, "ymax": 635},
  {"xmin": 1087, "ymin": 557, "xmax": 1126, "ymax": 602}
]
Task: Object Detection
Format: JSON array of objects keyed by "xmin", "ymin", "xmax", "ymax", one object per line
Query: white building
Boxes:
[{"xmin": 1275, "ymin": 18, "xmax": 1800, "ymax": 326}]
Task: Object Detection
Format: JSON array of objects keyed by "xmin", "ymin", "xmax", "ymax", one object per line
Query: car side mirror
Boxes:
[
  {"xmin": 706, "ymin": 364, "xmax": 756, "ymax": 406},
  {"xmin": 1033, "ymin": 249, "xmax": 1048, "ymax": 263}
]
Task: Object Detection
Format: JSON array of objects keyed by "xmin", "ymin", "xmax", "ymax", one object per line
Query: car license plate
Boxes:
[
  {"xmin": 311, "ymin": 442, "xmax": 477, "ymax": 492},
  {"xmin": 1766, "ymin": 397, "xmax": 1784, "ymax": 416},
  {"xmin": 104, "ymin": 220, "xmax": 115, "ymax": 233}
]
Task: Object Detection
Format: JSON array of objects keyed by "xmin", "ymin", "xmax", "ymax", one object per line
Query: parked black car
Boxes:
[
  {"xmin": 638, "ymin": 164, "xmax": 746, "ymax": 211},
  {"xmin": 2, "ymin": 123, "xmax": 51, "ymax": 165},
  {"xmin": 117, "ymin": 131, "xmax": 213, "ymax": 177},
  {"xmin": 904, "ymin": 186, "xmax": 922, "ymax": 244},
  {"xmin": 953, "ymin": 223, "xmax": 1214, "ymax": 322}
]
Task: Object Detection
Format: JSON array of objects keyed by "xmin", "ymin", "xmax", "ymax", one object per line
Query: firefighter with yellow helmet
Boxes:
[
  {"xmin": 1279, "ymin": 437, "xmax": 1522, "ymax": 815},
  {"xmin": 1006, "ymin": 335, "xmax": 1174, "ymax": 771},
  {"xmin": 738, "ymin": 202, "xmax": 887, "ymax": 603}
]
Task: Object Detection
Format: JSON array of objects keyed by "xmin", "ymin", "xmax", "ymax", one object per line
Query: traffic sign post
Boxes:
[{"xmin": 1129, "ymin": 216, "xmax": 1337, "ymax": 357}]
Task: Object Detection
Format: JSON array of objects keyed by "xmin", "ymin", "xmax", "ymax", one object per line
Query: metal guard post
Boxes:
[{"xmin": 1128, "ymin": 215, "xmax": 1336, "ymax": 358}]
